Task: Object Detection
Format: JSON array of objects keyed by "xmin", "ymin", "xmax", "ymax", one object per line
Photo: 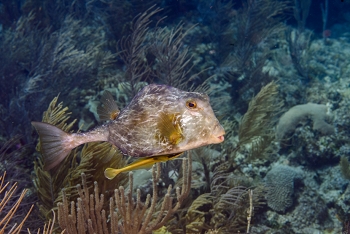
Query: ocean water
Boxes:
[{"xmin": 0, "ymin": 0, "xmax": 350, "ymax": 233}]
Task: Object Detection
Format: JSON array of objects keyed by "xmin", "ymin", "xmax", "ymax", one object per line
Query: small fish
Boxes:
[
  {"xmin": 32, "ymin": 84, "xmax": 225, "ymax": 173},
  {"xmin": 104, "ymin": 153, "xmax": 183, "ymax": 180}
]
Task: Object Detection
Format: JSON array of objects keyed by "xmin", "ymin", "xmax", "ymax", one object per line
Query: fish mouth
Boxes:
[
  {"xmin": 211, "ymin": 134, "xmax": 224, "ymax": 143},
  {"xmin": 217, "ymin": 135, "xmax": 225, "ymax": 142},
  {"xmin": 212, "ymin": 123, "xmax": 225, "ymax": 143}
]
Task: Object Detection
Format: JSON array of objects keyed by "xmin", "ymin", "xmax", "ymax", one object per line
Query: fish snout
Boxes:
[{"xmin": 211, "ymin": 122, "xmax": 225, "ymax": 143}]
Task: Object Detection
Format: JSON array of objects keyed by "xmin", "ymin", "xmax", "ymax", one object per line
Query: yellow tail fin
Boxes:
[{"xmin": 104, "ymin": 168, "xmax": 121, "ymax": 180}]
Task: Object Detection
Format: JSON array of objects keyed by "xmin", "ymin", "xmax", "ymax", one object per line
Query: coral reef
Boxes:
[
  {"xmin": 0, "ymin": 170, "xmax": 64, "ymax": 234},
  {"xmin": 0, "ymin": 171, "xmax": 33, "ymax": 233},
  {"xmin": 237, "ymin": 81, "xmax": 282, "ymax": 160},
  {"xmin": 0, "ymin": 13, "xmax": 115, "ymax": 142},
  {"xmin": 276, "ymin": 103, "xmax": 335, "ymax": 140},
  {"xmin": 32, "ymin": 95, "xmax": 128, "ymax": 228},
  {"xmin": 1, "ymin": 0, "xmax": 350, "ymax": 233},
  {"xmin": 149, "ymin": 23, "xmax": 197, "ymax": 89},
  {"xmin": 58, "ymin": 157, "xmax": 191, "ymax": 233},
  {"xmin": 218, "ymin": 0, "xmax": 289, "ymax": 110},
  {"xmin": 0, "ymin": 136, "xmax": 40, "ymax": 231},
  {"xmin": 264, "ymin": 165, "xmax": 303, "ymax": 213}
]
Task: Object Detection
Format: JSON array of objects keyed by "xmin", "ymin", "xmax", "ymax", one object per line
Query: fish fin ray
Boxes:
[
  {"xmin": 157, "ymin": 112, "xmax": 183, "ymax": 145},
  {"xmin": 167, "ymin": 152, "xmax": 184, "ymax": 160},
  {"xmin": 104, "ymin": 153, "xmax": 184, "ymax": 179},
  {"xmin": 32, "ymin": 122, "xmax": 74, "ymax": 170},
  {"xmin": 97, "ymin": 91, "xmax": 119, "ymax": 121}
]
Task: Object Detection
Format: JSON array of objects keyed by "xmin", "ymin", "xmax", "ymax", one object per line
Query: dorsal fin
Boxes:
[
  {"xmin": 156, "ymin": 112, "xmax": 183, "ymax": 145},
  {"xmin": 97, "ymin": 90, "xmax": 119, "ymax": 121}
]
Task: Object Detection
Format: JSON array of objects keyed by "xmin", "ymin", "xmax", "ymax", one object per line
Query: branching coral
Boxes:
[
  {"xmin": 208, "ymin": 165, "xmax": 265, "ymax": 233},
  {"xmin": 166, "ymin": 107, "xmax": 270, "ymax": 232},
  {"xmin": 0, "ymin": 171, "xmax": 33, "ymax": 234},
  {"xmin": 33, "ymin": 95, "xmax": 128, "ymax": 230},
  {"xmin": 220, "ymin": 0, "xmax": 290, "ymax": 105},
  {"xmin": 184, "ymin": 193, "xmax": 213, "ymax": 233},
  {"xmin": 0, "ymin": 135, "xmax": 40, "ymax": 231},
  {"xmin": 237, "ymin": 81, "xmax": 282, "ymax": 160},
  {"xmin": 28, "ymin": 216, "xmax": 61, "ymax": 234},
  {"xmin": 225, "ymin": 0, "xmax": 289, "ymax": 76},
  {"xmin": 286, "ymin": 28, "xmax": 313, "ymax": 82},
  {"xmin": 149, "ymin": 23, "xmax": 197, "ymax": 90},
  {"xmin": 166, "ymin": 153, "xmax": 265, "ymax": 233},
  {"xmin": 0, "ymin": 170, "xmax": 64, "ymax": 233},
  {"xmin": 57, "ymin": 156, "xmax": 192, "ymax": 234},
  {"xmin": 91, "ymin": 0, "xmax": 161, "ymax": 43},
  {"xmin": 116, "ymin": 6, "xmax": 161, "ymax": 99},
  {"xmin": 293, "ymin": 0, "xmax": 312, "ymax": 32},
  {"xmin": 0, "ymin": 13, "xmax": 115, "ymax": 141},
  {"xmin": 114, "ymin": 5, "xmax": 207, "ymax": 101}
]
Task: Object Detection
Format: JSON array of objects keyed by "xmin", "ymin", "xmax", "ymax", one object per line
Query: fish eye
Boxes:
[{"xmin": 186, "ymin": 99, "xmax": 197, "ymax": 109}]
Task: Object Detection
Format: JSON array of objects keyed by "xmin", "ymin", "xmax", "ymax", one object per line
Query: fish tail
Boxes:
[
  {"xmin": 32, "ymin": 122, "xmax": 76, "ymax": 170},
  {"xmin": 104, "ymin": 168, "xmax": 121, "ymax": 180}
]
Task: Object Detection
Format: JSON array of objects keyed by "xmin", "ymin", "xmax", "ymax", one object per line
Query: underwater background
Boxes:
[{"xmin": 1, "ymin": 0, "xmax": 350, "ymax": 233}]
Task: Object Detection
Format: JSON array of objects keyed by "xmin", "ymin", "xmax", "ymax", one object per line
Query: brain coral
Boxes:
[
  {"xmin": 265, "ymin": 165, "xmax": 303, "ymax": 212},
  {"xmin": 276, "ymin": 103, "xmax": 334, "ymax": 140}
]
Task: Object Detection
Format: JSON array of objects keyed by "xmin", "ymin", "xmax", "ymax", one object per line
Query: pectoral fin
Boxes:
[
  {"xmin": 97, "ymin": 90, "xmax": 119, "ymax": 121},
  {"xmin": 157, "ymin": 112, "xmax": 183, "ymax": 145}
]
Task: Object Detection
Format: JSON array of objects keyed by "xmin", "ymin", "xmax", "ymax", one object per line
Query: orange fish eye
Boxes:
[{"xmin": 186, "ymin": 99, "xmax": 197, "ymax": 109}]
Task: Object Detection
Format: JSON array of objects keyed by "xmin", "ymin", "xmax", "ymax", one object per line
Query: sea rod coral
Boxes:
[{"xmin": 58, "ymin": 156, "xmax": 192, "ymax": 234}]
